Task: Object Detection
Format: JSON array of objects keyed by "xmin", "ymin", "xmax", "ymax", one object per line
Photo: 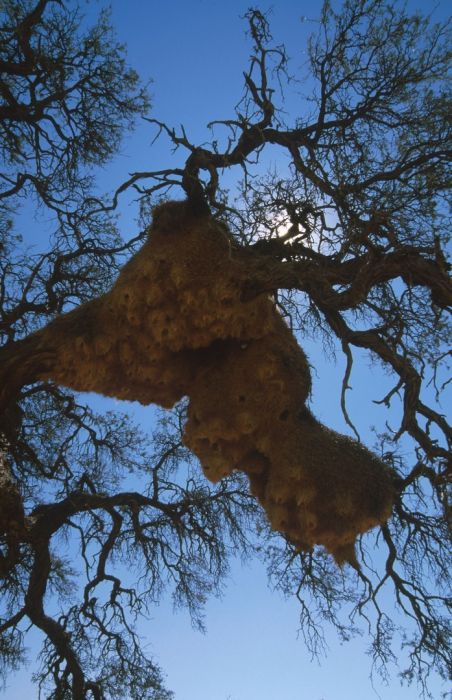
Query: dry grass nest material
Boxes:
[{"xmin": 37, "ymin": 200, "xmax": 395, "ymax": 563}]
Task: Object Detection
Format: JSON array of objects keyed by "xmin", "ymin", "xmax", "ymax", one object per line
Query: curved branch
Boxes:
[{"xmin": 25, "ymin": 539, "xmax": 86, "ymax": 700}]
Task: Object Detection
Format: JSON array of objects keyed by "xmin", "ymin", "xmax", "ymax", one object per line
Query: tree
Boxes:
[{"xmin": 0, "ymin": 0, "xmax": 451, "ymax": 698}]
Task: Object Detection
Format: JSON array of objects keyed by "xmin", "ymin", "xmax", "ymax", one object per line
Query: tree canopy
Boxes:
[{"xmin": 0, "ymin": 1, "xmax": 451, "ymax": 698}]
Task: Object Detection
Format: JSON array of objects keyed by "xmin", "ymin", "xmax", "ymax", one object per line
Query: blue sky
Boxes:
[{"xmin": 3, "ymin": 1, "xmax": 450, "ymax": 699}]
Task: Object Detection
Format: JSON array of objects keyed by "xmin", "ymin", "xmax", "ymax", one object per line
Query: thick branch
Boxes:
[
  {"xmin": 241, "ymin": 245, "xmax": 452, "ymax": 309},
  {"xmin": 25, "ymin": 539, "xmax": 86, "ymax": 700},
  {"xmin": 0, "ymin": 333, "xmax": 55, "ymax": 417}
]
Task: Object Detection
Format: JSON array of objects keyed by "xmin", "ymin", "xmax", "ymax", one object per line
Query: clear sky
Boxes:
[{"xmin": 3, "ymin": 1, "xmax": 450, "ymax": 699}]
